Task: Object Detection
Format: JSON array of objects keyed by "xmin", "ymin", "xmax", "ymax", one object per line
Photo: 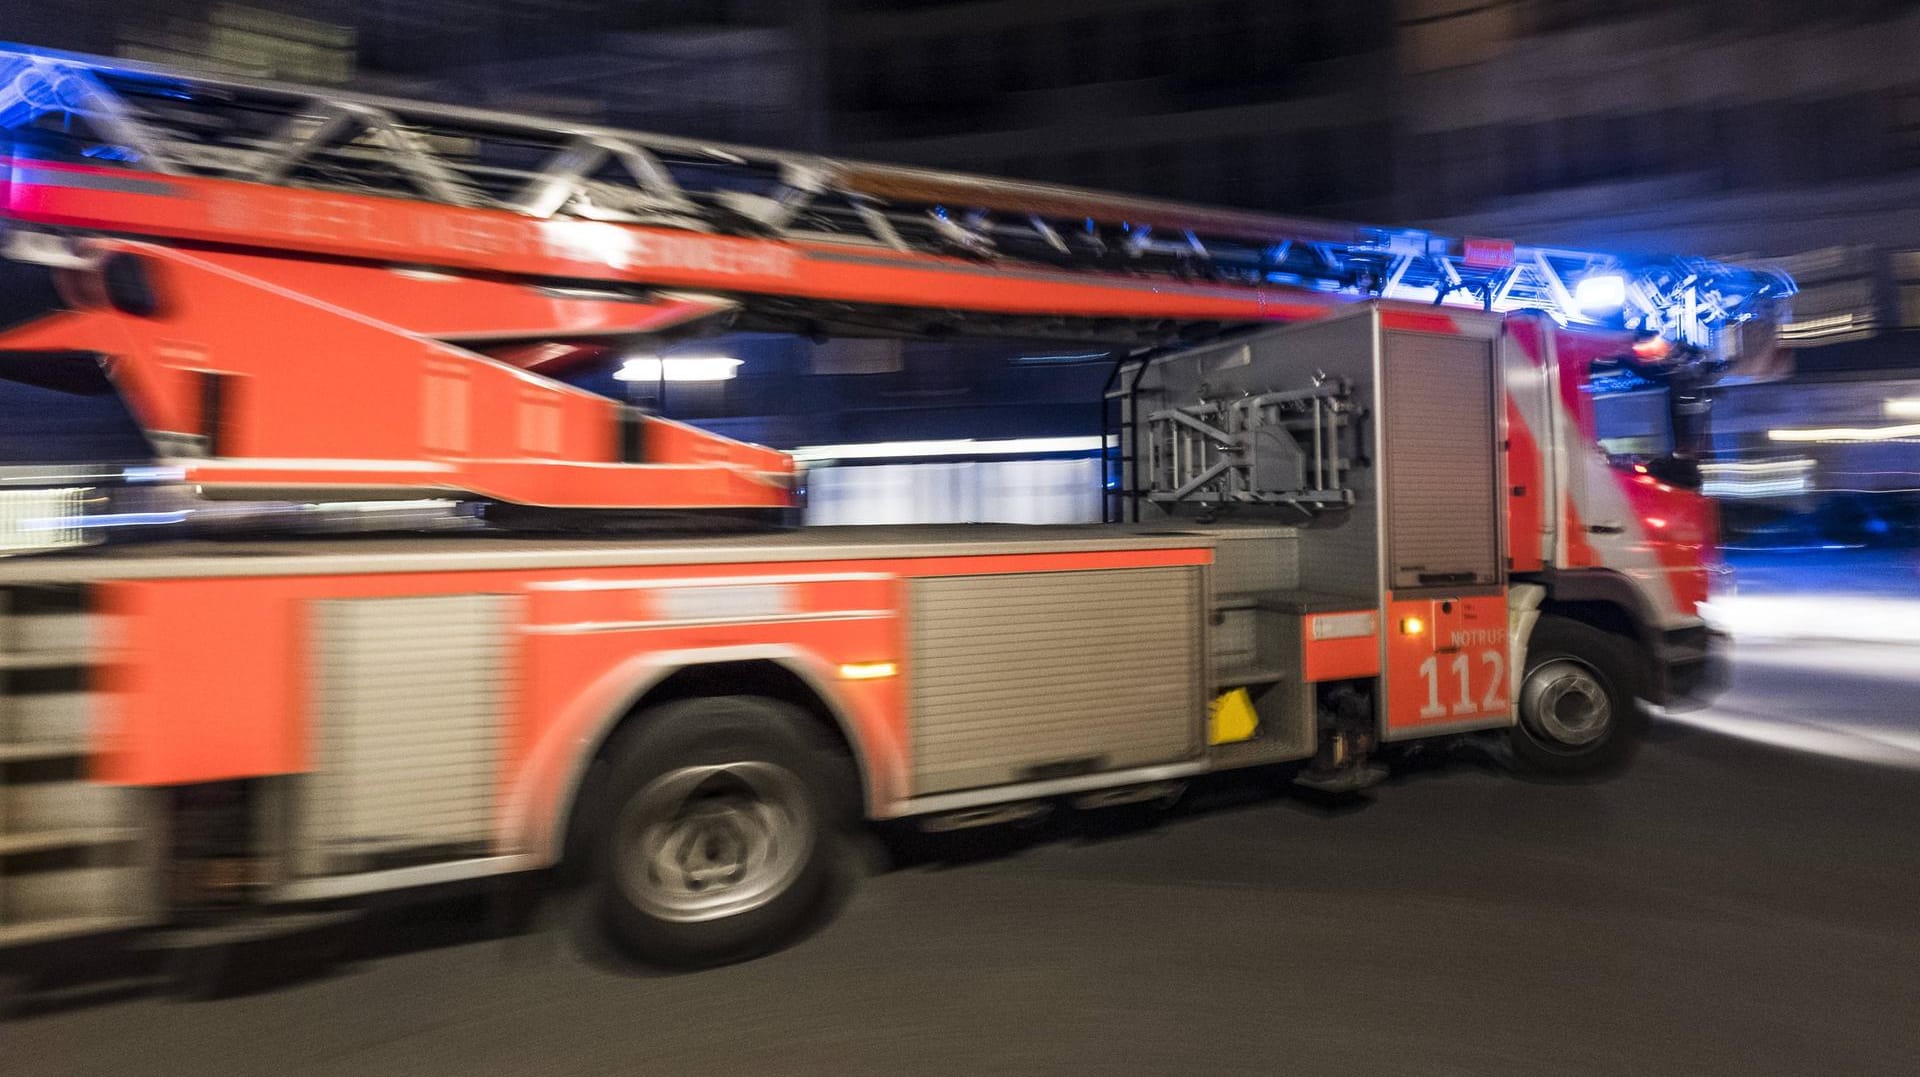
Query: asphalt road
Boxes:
[{"xmin": 5, "ymin": 644, "xmax": 1919, "ymax": 1077}]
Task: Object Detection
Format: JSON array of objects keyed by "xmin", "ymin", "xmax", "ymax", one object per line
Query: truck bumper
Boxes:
[{"xmin": 1652, "ymin": 624, "xmax": 1730, "ymax": 711}]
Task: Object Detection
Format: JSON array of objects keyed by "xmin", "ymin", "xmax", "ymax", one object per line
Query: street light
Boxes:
[{"xmin": 614, "ymin": 355, "xmax": 742, "ymax": 382}]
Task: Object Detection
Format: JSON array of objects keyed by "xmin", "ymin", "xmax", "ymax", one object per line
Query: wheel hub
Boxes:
[
  {"xmin": 1521, "ymin": 659, "xmax": 1612, "ymax": 749},
  {"xmin": 615, "ymin": 761, "xmax": 812, "ymax": 923}
]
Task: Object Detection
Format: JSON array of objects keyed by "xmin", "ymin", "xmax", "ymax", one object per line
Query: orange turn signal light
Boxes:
[
  {"xmin": 1632, "ymin": 336, "xmax": 1673, "ymax": 360},
  {"xmin": 1400, "ymin": 616, "xmax": 1426, "ymax": 636},
  {"xmin": 838, "ymin": 661, "xmax": 898, "ymax": 680}
]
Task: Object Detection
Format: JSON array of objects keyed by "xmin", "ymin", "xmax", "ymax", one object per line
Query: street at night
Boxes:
[
  {"xmin": 7, "ymin": 5, "xmax": 1920, "ymax": 1074},
  {"xmin": 6, "ymin": 632, "xmax": 1917, "ymax": 1077}
]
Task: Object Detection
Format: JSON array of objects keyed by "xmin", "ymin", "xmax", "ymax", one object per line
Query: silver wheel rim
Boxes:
[
  {"xmin": 1520, "ymin": 659, "xmax": 1613, "ymax": 749},
  {"xmin": 614, "ymin": 761, "xmax": 813, "ymax": 923}
]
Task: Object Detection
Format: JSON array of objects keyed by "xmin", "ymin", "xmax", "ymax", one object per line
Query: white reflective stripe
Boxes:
[
  {"xmin": 791, "ymin": 436, "xmax": 1103, "ymax": 461},
  {"xmin": 523, "ymin": 609, "xmax": 893, "ymax": 634},
  {"xmin": 273, "ymin": 855, "xmax": 534, "ymax": 902},
  {"xmin": 528, "ymin": 571, "xmax": 893, "ymax": 592},
  {"xmin": 0, "ymin": 533, "xmax": 1203, "ymax": 582},
  {"xmin": 1309, "ymin": 611, "xmax": 1378, "ymax": 640},
  {"xmin": 654, "ymin": 583, "xmax": 793, "ymax": 621}
]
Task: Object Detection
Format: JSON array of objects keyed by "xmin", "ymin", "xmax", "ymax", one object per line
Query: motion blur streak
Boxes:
[
  {"xmin": 1673, "ymin": 588, "xmax": 1920, "ymax": 768},
  {"xmin": 1703, "ymin": 594, "xmax": 1920, "ymax": 646}
]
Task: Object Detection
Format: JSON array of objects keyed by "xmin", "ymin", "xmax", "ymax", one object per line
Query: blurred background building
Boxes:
[{"xmin": 6, "ymin": 0, "xmax": 1920, "ymax": 533}]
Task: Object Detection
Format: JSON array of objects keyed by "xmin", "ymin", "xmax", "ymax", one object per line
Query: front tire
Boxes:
[
  {"xmin": 1506, "ymin": 616, "xmax": 1645, "ymax": 777},
  {"xmin": 590, "ymin": 696, "xmax": 848, "ymax": 968}
]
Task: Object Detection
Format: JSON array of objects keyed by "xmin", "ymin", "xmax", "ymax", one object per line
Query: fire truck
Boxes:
[{"xmin": 0, "ymin": 45, "xmax": 1788, "ymax": 972}]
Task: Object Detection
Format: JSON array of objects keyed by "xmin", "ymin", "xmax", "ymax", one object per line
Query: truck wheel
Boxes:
[
  {"xmin": 591, "ymin": 696, "xmax": 847, "ymax": 968},
  {"xmin": 1507, "ymin": 616, "xmax": 1645, "ymax": 777}
]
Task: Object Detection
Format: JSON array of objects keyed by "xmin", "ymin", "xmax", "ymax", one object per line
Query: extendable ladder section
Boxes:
[{"xmin": 0, "ymin": 43, "xmax": 1793, "ymax": 349}]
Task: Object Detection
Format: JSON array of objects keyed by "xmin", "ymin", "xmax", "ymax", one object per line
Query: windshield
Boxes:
[
  {"xmin": 1593, "ymin": 387, "xmax": 1674, "ymax": 458},
  {"xmin": 1587, "ymin": 360, "xmax": 1709, "ymax": 489}
]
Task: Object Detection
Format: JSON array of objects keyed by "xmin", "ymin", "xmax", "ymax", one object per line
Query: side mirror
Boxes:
[{"xmin": 1645, "ymin": 455, "xmax": 1701, "ymax": 490}]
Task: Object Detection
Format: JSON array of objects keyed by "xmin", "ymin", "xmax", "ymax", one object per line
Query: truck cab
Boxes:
[{"xmin": 1504, "ymin": 318, "xmax": 1730, "ymax": 719}]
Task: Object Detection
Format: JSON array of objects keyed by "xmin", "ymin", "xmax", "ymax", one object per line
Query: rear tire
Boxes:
[
  {"xmin": 1506, "ymin": 616, "xmax": 1645, "ymax": 777},
  {"xmin": 590, "ymin": 696, "xmax": 848, "ymax": 968}
]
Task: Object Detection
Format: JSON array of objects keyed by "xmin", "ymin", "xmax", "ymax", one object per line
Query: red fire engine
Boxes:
[{"xmin": 0, "ymin": 45, "xmax": 1787, "ymax": 972}]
